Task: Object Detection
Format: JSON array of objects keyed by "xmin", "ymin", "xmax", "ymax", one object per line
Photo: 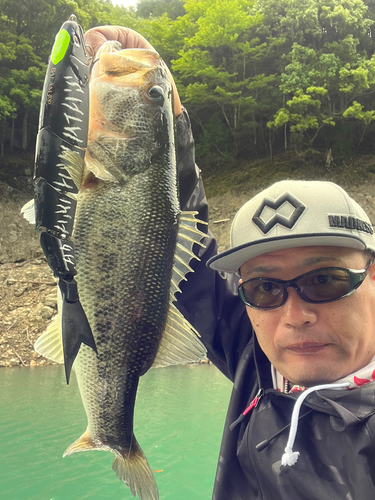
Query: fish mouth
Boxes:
[{"xmin": 95, "ymin": 45, "xmax": 162, "ymax": 83}]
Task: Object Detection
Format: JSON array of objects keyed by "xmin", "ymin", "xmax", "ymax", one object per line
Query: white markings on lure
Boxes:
[
  {"xmin": 53, "ymin": 176, "xmax": 74, "ymax": 190},
  {"xmin": 66, "ymin": 96, "xmax": 83, "ymax": 103},
  {"xmin": 60, "ymin": 77, "xmax": 85, "ymax": 144},
  {"xmin": 59, "ymin": 243, "xmax": 75, "ymax": 270},
  {"xmin": 63, "ymin": 112, "xmax": 83, "ymax": 125},
  {"xmin": 64, "ymin": 75, "xmax": 84, "ymax": 94},
  {"xmin": 62, "ymin": 127, "xmax": 84, "ymax": 143},
  {"xmin": 55, "ymin": 199, "xmax": 72, "ymax": 215},
  {"xmin": 54, "ymin": 221, "xmax": 69, "ymax": 234},
  {"xmin": 62, "ymin": 100, "xmax": 84, "ymax": 115},
  {"xmin": 56, "ymin": 212, "xmax": 72, "ymax": 219}
]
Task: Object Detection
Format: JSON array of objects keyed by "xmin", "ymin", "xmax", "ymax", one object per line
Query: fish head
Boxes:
[{"xmin": 86, "ymin": 41, "xmax": 175, "ymax": 184}]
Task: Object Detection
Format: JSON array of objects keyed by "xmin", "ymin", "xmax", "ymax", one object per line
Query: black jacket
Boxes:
[{"xmin": 175, "ymin": 109, "xmax": 375, "ymax": 500}]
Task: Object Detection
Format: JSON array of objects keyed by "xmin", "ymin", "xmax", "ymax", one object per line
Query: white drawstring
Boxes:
[{"xmin": 281, "ymin": 382, "xmax": 350, "ymax": 466}]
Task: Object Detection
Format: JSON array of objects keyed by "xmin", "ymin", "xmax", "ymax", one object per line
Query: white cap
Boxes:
[{"xmin": 207, "ymin": 180, "xmax": 375, "ymax": 273}]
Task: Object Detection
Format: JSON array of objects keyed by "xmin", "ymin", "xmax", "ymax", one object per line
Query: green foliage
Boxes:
[
  {"xmin": 195, "ymin": 113, "xmax": 231, "ymax": 157},
  {"xmin": 0, "ymin": 0, "xmax": 375, "ymax": 160},
  {"xmin": 171, "ymin": 0, "xmax": 269, "ymax": 154},
  {"xmin": 267, "ymin": 0, "xmax": 375, "ymax": 153}
]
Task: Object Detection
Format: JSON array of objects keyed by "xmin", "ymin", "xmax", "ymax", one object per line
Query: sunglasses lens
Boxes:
[
  {"xmin": 240, "ymin": 280, "xmax": 284, "ymax": 308},
  {"xmin": 297, "ymin": 269, "xmax": 351, "ymax": 302},
  {"xmin": 239, "ymin": 266, "xmax": 365, "ymax": 308}
]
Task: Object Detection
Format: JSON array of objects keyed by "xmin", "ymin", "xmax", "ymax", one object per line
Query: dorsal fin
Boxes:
[{"xmin": 171, "ymin": 211, "xmax": 207, "ymax": 299}]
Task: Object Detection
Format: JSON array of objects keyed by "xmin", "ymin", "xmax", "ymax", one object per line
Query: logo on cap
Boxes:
[
  {"xmin": 328, "ymin": 215, "xmax": 373, "ymax": 234},
  {"xmin": 252, "ymin": 192, "xmax": 306, "ymax": 234}
]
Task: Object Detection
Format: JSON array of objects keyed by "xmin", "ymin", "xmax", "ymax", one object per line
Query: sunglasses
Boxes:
[{"xmin": 238, "ymin": 260, "xmax": 373, "ymax": 310}]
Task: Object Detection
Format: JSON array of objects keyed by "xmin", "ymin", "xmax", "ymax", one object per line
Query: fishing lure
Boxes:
[{"xmin": 30, "ymin": 15, "xmax": 97, "ymax": 383}]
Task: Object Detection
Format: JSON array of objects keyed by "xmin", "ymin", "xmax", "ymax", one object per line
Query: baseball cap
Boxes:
[{"xmin": 207, "ymin": 180, "xmax": 375, "ymax": 273}]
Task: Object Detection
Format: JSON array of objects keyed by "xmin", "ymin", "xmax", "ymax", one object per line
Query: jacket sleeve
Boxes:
[{"xmin": 175, "ymin": 108, "xmax": 253, "ymax": 381}]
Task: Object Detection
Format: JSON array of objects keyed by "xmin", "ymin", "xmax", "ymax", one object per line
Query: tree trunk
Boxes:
[
  {"xmin": 269, "ymin": 129, "xmax": 273, "ymax": 162},
  {"xmin": 10, "ymin": 118, "xmax": 15, "ymax": 151},
  {"xmin": 253, "ymin": 113, "xmax": 257, "ymax": 145},
  {"xmin": 22, "ymin": 108, "xmax": 29, "ymax": 150},
  {"xmin": 356, "ymin": 125, "xmax": 367, "ymax": 152},
  {"xmin": 284, "ymin": 122, "xmax": 288, "ymax": 151}
]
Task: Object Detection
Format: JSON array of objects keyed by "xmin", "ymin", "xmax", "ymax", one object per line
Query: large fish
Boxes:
[{"xmin": 30, "ymin": 38, "xmax": 207, "ymax": 500}]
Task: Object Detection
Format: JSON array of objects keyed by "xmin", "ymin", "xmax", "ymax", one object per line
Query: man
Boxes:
[{"xmin": 86, "ymin": 27, "xmax": 375, "ymax": 500}]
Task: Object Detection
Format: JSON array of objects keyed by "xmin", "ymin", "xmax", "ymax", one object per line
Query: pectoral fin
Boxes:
[{"xmin": 60, "ymin": 150, "xmax": 85, "ymax": 190}]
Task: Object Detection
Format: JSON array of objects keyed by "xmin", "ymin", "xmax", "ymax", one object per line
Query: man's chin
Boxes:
[{"xmin": 281, "ymin": 364, "xmax": 343, "ymax": 387}]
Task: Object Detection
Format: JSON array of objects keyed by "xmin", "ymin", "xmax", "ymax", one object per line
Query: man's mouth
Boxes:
[{"xmin": 286, "ymin": 342, "xmax": 330, "ymax": 354}]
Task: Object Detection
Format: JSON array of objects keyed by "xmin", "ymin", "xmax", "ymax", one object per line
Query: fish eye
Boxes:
[{"xmin": 146, "ymin": 85, "xmax": 164, "ymax": 105}]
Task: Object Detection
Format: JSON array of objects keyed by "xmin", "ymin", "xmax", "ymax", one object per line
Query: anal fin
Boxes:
[{"xmin": 63, "ymin": 429, "xmax": 97, "ymax": 456}]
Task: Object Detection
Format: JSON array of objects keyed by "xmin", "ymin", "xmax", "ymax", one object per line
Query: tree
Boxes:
[
  {"xmin": 9, "ymin": 66, "xmax": 44, "ymax": 150},
  {"xmin": 266, "ymin": 0, "xmax": 375, "ymax": 153},
  {"xmin": 172, "ymin": 0, "xmax": 270, "ymax": 156}
]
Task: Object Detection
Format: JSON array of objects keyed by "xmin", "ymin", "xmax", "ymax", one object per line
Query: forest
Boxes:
[{"xmin": 1, "ymin": 0, "xmax": 375, "ymax": 164}]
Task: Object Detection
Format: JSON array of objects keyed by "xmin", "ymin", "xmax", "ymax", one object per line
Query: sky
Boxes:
[{"xmin": 113, "ymin": 0, "xmax": 139, "ymax": 8}]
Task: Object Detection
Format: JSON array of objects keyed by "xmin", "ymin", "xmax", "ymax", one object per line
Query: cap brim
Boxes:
[{"xmin": 207, "ymin": 233, "xmax": 367, "ymax": 273}]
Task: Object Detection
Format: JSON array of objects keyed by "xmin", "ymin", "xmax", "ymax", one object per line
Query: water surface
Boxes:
[{"xmin": 0, "ymin": 364, "xmax": 231, "ymax": 500}]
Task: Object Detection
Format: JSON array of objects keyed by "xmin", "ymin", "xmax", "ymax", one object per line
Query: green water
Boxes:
[{"xmin": 0, "ymin": 364, "xmax": 232, "ymax": 500}]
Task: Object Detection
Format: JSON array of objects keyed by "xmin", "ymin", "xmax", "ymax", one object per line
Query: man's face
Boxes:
[{"xmin": 240, "ymin": 246, "xmax": 375, "ymax": 386}]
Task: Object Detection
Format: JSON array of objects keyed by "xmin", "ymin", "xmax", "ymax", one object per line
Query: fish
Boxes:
[{"xmin": 30, "ymin": 40, "xmax": 207, "ymax": 500}]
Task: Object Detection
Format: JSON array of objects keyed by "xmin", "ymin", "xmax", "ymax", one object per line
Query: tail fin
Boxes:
[{"xmin": 112, "ymin": 437, "xmax": 159, "ymax": 500}]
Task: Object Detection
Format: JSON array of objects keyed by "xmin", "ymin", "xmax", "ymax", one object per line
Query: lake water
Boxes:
[{"xmin": 0, "ymin": 364, "xmax": 232, "ymax": 500}]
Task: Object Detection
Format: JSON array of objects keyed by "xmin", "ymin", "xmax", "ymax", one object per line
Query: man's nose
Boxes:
[{"xmin": 280, "ymin": 286, "xmax": 318, "ymax": 327}]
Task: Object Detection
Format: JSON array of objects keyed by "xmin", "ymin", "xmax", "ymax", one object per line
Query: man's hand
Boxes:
[{"xmin": 84, "ymin": 26, "xmax": 182, "ymax": 117}]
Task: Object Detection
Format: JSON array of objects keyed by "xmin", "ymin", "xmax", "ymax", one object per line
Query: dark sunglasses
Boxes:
[{"xmin": 238, "ymin": 260, "xmax": 373, "ymax": 310}]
